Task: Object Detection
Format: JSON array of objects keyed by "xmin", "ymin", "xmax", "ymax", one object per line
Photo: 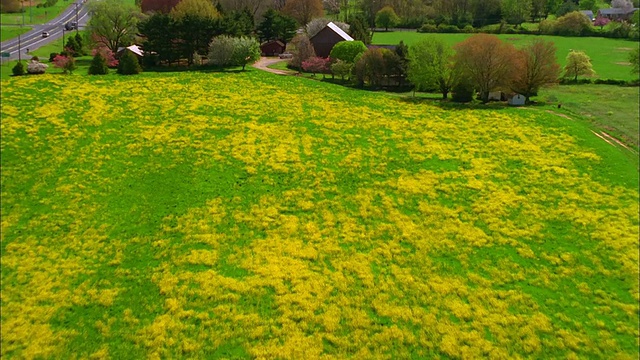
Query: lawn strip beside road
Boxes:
[{"xmin": 1, "ymin": 26, "xmax": 32, "ymax": 42}]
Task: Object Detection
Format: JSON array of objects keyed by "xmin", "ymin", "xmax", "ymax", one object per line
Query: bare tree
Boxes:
[
  {"xmin": 453, "ymin": 34, "xmax": 517, "ymax": 103},
  {"xmin": 510, "ymin": 39, "xmax": 561, "ymax": 103}
]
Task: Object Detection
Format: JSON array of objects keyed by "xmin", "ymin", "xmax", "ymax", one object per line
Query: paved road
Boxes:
[{"xmin": 0, "ymin": 1, "xmax": 89, "ymax": 61}]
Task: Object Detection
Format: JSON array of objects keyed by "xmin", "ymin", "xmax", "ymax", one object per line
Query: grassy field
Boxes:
[
  {"xmin": 0, "ymin": 1, "xmax": 76, "ymax": 26},
  {"xmin": 0, "ymin": 26, "xmax": 32, "ymax": 42},
  {"xmin": 538, "ymin": 85, "xmax": 640, "ymax": 151},
  {"xmin": 373, "ymin": 32, "xmax": 639, "ymax": 81},
  {"xmin": 1, "ymin": 70, "xmax": 639, "ymax": 359}
]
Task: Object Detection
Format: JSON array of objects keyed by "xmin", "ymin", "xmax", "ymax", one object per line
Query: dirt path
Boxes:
[{"xmin": 252, "ymin": 57, "xmax": 296, "ymax": 75}]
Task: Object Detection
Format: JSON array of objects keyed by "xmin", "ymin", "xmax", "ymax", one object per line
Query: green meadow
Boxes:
[
  {"xmin": 373, "ymin": 32, "xmax": 638, "ymax": 81},
  {"xmin": 1, "ymin": 70, "xmax": 638, "ymax": 359}
]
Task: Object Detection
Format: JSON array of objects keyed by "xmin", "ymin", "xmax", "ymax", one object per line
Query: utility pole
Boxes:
[
  {"xmin": 30, "ymin": 0, "xmax": 33, "ymax": 24},
  {"xmin": 75, "ymin": 2, "xmax": 79, "ymax": 33},
  {"xmin": 21, "ymin": 1, "xmax": 25, "ymax": 26},
  {"xmin": 18, "ymin": 34, "xmax": 22, "ymax": 62},
  {"xmin": 62, "ymin": 28, "xmax": 65, "ymax": 53}
]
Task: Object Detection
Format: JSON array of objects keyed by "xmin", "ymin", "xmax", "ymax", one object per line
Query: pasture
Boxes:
[
  {"xmin": 373, "ymin": 32, "xmax": 638, "ymax": 81},
  {"xmin": 1, "ymin": 70, "xmax": 638, "ymax": 359}
]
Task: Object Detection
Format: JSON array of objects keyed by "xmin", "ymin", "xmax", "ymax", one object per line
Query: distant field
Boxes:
[
  {"xmin": 0, "ymin": 1, "xmax": 75, "ymax": 26},
  {"xmin": 538, "ymin": 85, "xmax": 640, "ymax": 151},
  {"xmin": 2, "ymin": 70, "xmax": 638, "ymax": 359},
  {"xmin": 0, "ymin": 26, "xmax": 31, "ymax": 42},
  {"xmin": 373, "ymin": 32, "xmax": 638, "ymax": 81}
]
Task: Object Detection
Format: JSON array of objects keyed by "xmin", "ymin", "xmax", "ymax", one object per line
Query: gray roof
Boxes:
[{"xmin": 598, "ymin": 7, "xmax": 637, "ymax": 15}]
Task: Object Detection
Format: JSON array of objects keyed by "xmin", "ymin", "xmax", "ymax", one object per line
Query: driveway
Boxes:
[{"xmin": 253, "ymin": 57, "xmax": 296, "ymax": 75}]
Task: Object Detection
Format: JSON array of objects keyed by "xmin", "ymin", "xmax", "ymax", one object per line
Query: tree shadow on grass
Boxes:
[{"xmin": 143, "ymin": 64, "xmax": 249, "ymax": 74}]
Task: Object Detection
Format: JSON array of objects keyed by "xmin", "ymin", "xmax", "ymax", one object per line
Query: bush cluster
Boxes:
[{"xmin": 419, "ymin": 11, "xmax": 639, "ymax": 40}]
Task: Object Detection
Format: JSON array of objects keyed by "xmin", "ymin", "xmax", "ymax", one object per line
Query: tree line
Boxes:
[{"xmin": 290, "ymin": 33, "xmax": 622, "ymax": 104}]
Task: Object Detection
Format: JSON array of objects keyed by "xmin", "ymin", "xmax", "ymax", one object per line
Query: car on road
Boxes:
[
  {"xmin": 41, "ymin": 31, "xmax": 49, "ymax": 38},
  {"xmin": 65, "ymin": 22, "xmax": 77, "ymax": 31}
]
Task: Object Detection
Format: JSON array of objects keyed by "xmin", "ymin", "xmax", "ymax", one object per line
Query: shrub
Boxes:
[
  {"xmin": 451, "ymin": 79, "xmax": 474, "ymax": 102},
  {"xmin": 88, "ymin": 53, "xmax": 109, "ymax": 75},
  {"xmin": 49, "ymin": 52, "xmax": 58, "ymax": 62},
  {"xmin": 418, "ymin": 24, "xmax": 438, "ymax": 33},
  {"xmin": 117, "ymin": 50, "xmax": 142, "ymax": 75},
  {"xmin": 331, "ymin": 59, "xmax": 353, "ymax": 80},
  {"xmin": 12, "ymin": 61, "xmax": 25, "ymax": 76},
  {"xmin": 26, "ymin": 60, "xmax": 48, "ymax": 74},
  {"xmin": 53, "ymin": 55, "xmax": 77, "ymax": 74},
  {"xmin": 538, "ymin": 19, "xmax": 557, "ymax": 34},
  {"xmin": 462, "ymin": 25, "xmax": 475, "ymax": 33},
  {"xmin": 554, "ymin": 11, "xmax": 592, "ymax": 36},
  {"xmin": 302, "ymin": 57, "xmax": 330, "ymax": 77},
  {"xmin": 437, "ymin": 24, "xmax": 459, "ymax": 33},
  {"xmin": 329, "ymin": 41, "xmax": 367, "ymax": 63},
  {"xmin": 92, "ymin": 47, "xmax": 118, "ymax": 68}
]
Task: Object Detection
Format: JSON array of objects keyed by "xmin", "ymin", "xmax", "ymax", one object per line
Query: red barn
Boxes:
[
  {"xmin": 309, "ymin": 22, "xmax": 353, "ymax": 58},
  {"xmin": 260, "ymin": 40, "xmax": 286, "ymax": 56},
  {"xmin": 141, "ymin": 0, "xmax": 181, "ymax": 14}
]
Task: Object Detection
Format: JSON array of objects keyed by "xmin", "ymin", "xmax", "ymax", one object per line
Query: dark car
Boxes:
[
  {"xmin": 41, "ymin": 31, "xmax": 49, "ymax": 38},
  {"xmin": 65, "ymin": 22, "xmax": 77, "ymax": 31}
]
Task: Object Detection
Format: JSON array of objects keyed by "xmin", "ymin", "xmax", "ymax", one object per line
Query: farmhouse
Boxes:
[
  {"xmin": 310, "ymin": 22, "xmax": 353, "ymax": 58},
  {"xmin": 597, "ymin": 7, "xmax": 638, "ymax": 21},
  {"xmin": 260, "ymin": 40, "xmax": 286, "ymax": 56}
]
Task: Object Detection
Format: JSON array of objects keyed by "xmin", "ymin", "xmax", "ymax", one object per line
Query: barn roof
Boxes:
[
  {"xmin": 325, "ymin": 22, "xmax": 353, "ymax": 41},
  {"xmin": 117, "ymin": 45, "xmax": 144, "ymax": 57},
  {"xmin": 261, "ymin": 40, "xmax": 285, "ymax": 47}
]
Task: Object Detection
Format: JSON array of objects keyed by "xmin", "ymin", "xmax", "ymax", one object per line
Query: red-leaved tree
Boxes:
[
  {"xmin": 91, "ymin": 47, "xmax": 119, "ymax": 67},
  {"xmin": 302, "ymin": 56, "xmax": 330, "ymax": 77},
  {"xmin": 594, "ymin": 16, "xmax": 610, "ymax": 30},
  {"xmin": 52, "ymin": 55, "xmax": 77, "ymax": 74}
]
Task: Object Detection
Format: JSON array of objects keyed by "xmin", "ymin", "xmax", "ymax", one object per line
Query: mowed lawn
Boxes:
[
  {"xmin": 373, "ymin": 32, "xmax": 638, "ymax": 81},
  {"xmin": 1, "ymin": 70, "xmax": 638, "ymax": 359}
]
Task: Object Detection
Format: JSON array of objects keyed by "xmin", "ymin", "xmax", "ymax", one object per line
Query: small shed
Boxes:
[
  {"xmin": 116, "ymin": 44, "xmax": 144, "ymax": 59},
  {"xmin": 488, "ymin": 91, "xmax": 506, "ymax": 101},
  {"xmin": 260, "ymin": 40, "xmax": 286, "ymax": 56},
  {"xmin": 508, "ymin": 94, "xmax": 526, "ymax": 106},
  {"xmin": 309, "ymin": 22, "xmax": 353, "ymax": 58}
]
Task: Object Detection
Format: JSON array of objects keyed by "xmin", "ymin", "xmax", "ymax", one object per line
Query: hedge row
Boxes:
[{"xmin": 417, "ymin": 23, "xmax": 639, "ymax": 40}]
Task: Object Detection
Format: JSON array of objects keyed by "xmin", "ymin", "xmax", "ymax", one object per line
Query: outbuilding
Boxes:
[
  {"xmin": 508, "ymin": 94, "xmax": 526, "ymax": 106},
  {"xmin": 260, "ymin": 40, "xmax": 286, "ymax": 56},
  {"xmin": 116, "ymin": 45, "xmax": 144, "ymax": 59},
  {"xmin": 309, "ymin": 22, "xmax": 353, "ymax": 58}
]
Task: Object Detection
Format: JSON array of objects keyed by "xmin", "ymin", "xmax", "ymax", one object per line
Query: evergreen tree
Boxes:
[
  {"xmin": 88, "ymin": 52, "xmax": 109, "ymax": 75},
  {"xmin": 12, "ymin": 61, "xmax": 25, "ymax": 76},
  {"xmin": 348, "ymin": 16, "xmax": 371, "ymax": 44},
  {"xmin": 118, "ymin": 50, "xmax": 142, "ymax": 75}
]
